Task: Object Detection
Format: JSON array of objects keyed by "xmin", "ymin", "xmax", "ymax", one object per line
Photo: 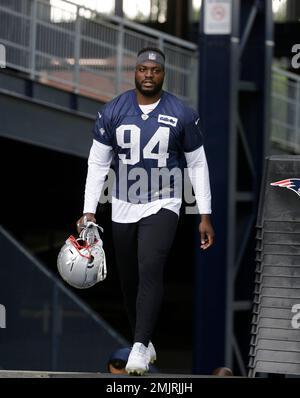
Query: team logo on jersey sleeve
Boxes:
[{"xmin": 158, "ymin": 114, "xmax": 178, "ymax": 127}]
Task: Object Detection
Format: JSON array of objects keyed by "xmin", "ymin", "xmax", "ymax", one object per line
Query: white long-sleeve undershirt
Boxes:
[
  {"xmin": 184, "ymin": 146, "xmax": 212, "ymax": 214},
  {"xmin": 83, "ymin": 140, "xmax": 113, "ymax": 214}
]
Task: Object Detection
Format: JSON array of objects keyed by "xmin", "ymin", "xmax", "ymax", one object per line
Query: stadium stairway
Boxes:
[
  {"xmin": 0, "ymin": 68, "xmax": 102, "ymax": 158},
  {"xmin": 0, "ymin": 225, "xmax": 129, "ymax": 373}
]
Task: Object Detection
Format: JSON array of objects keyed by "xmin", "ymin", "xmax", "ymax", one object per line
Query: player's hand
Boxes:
[
  {"xmin": 76, "ymin": 213, "xmax": 96, "ymax": 234},
  {"xmin": 199, "ymin": 215, "xmax": 214, "ymax": 250}
]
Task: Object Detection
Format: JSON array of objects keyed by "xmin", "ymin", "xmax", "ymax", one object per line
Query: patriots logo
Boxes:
[{"xmin": 270, "ymin": 178, "xmax": 300, "ymax": 197}]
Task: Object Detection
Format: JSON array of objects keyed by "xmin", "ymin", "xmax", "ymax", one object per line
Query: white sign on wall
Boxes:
[
  {"xmin": 0, "ymin": 304, "xmax": 6, "ymax": 328},
  {"xmin": 204, "ymin": 0, "xmax": 232, "ymax": 35},
  {"xmin": 0, "ymin": 44, "xmax": 6, "ymax": 68}
]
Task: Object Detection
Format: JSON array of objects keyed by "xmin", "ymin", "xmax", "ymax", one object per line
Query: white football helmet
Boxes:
[{"xmin": 57, "ymin": 221, "xmax": 107, "ymax": 289}]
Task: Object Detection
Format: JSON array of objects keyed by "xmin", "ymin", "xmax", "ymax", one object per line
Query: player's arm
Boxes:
[
  {"xmin": 184, "ymin": 146, "xmax": 214, "ymax": 249},
  {"xmin": 76, "ymin": 139, "xmax": 113, "ymax": 233}
]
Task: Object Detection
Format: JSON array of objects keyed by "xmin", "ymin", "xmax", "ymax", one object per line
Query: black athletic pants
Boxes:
[{"xmin": 112, "ymin": 208, "xmax": 179, "ymax": 346}]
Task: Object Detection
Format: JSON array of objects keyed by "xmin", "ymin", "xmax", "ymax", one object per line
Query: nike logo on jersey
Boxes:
[{"xmin": 158, "ymin": 114, "xmax": 178, "ymax": 127}]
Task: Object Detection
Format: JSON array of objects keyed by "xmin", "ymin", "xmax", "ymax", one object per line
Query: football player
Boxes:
[{"xmin": 76, "ymin": 47, "xmax": 214, "ymax": 375}]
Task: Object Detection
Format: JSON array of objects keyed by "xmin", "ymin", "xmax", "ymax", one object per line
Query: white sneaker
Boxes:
[
  {"xmin": 147, "ymin": 341, "xmax": 157, "ymax": 364},
  {"xmin": 125, "ymin": 342, "xmax": 149, "ymax": 375}
]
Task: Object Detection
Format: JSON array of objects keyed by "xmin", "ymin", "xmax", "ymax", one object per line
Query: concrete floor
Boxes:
[{"xmin": 0, "ymin": 370, "xmax": 237, "ymax": 378}]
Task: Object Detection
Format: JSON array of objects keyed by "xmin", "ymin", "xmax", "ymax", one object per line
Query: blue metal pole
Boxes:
[{"xmin": 193, "ymin": 0, "xmax": 233, "ymax": 374}]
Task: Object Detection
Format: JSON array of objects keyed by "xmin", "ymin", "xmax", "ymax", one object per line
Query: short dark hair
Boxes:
[
  {"xmin": 107, "ymin": 347, "xmax": 130, "ymax": 372},
  {"xmin": 107, "ymin": 359, "xmax": 127, "ymax": 372},
  {"xmin": 137, "ymin": 47, "xmax": 165, "ymax": 60}
]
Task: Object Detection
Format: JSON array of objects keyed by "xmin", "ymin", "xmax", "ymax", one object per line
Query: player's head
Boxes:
[
  {"xmin": 107, "ymin": 347, "xmax": 130, "ymax": 374},
  {"xmin": 135, "ymin": 47, "xmax": 165, "ymax": 97}
]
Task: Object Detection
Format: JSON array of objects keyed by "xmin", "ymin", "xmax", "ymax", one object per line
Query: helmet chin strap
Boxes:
[
  {"xmin": 80, "ymin": 222, "xmax": 104, "ymax": 244},
  {"xmin": 96, "ymin": 247, "xmax": 107, "ymax": 282},
  {"xmin": 79, "ymin": 222, "xmax": 107, "ymax": 282},
  {"xmin": 66, "ymin": 222, "xmax": 105, "ymax": 261},
  {"xmin": 68, "ymin": 235, "xmax": 92, "ymax": 259}
]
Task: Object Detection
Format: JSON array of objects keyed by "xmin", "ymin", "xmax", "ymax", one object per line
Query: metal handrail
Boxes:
[
  {"xmin": 51, "ymin": 0, "xmax": 198, "ymax": 50},
  {"xmin": 272, "ymin": 66, "xmax": 300, "ymax": 83},
  {"xmin": 0, "ymin": 0, "xmax": 198, "ymax": 107},
  {"xmin": 271, "ymin": 66, "xmax": 300, "ymax": 154}
]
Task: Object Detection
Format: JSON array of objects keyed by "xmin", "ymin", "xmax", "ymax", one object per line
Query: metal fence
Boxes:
[
  {"xmin": 0, "ymin": 0, "xmax": 198, "ymax": 106},
  {"xmin": 271, "ymin": 66, "xmax": 300, "ymax": 154}
]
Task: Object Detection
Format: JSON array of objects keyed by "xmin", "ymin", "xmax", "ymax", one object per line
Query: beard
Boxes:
[{"xmin": 135, "ymin": 77, "xmax": 164, "ymax": 97}]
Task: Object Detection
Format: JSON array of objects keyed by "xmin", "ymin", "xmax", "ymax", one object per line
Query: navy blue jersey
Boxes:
[{"xmin": 93, "ymin": 90, "xmax": 203, "ymax": 203}]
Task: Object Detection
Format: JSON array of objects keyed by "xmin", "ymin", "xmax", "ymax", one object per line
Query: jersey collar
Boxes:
[{"xmin": 131, "ymin": 89, "xmax": 165, "ymax": 117}]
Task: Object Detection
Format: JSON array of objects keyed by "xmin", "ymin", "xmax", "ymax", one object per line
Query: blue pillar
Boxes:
[
  {"xmin": 193, "ymin": 0, "xmax": 273, "ymax": 375},
  {"xmin": 193, "ymin": 0, "xmax": 233, "ymax": 374}
]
